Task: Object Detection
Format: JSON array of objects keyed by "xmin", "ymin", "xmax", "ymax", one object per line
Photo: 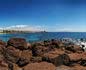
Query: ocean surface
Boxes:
[{"xmin": 0, "ymin": 32, "xmax": 86, "ymax": 42}]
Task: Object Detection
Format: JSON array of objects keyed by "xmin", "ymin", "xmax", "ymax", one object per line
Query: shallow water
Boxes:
[{"xmin": 0, "ymin": 32, "xmax": 86, "ymax": 42}]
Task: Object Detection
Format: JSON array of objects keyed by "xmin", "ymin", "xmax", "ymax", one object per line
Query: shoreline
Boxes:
[{"xmin": 0, "ymin": 37, "xmax": 86, "ymax": 70}]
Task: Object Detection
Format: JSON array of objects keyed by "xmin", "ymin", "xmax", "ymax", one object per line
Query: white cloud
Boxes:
[{"xmin": 3, "ymin": 25, "xmax": 45, "ymax": 32}]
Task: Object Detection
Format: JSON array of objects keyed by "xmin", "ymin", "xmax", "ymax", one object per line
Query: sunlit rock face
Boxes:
[{"xmin": 23, "ymin": 62, "xmax": 56, "ymax": 70}]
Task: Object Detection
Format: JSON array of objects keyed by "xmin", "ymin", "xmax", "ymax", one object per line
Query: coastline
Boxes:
[{"xmin": 0, "ymin": 37, "xmax": 86, "ymax": 70}]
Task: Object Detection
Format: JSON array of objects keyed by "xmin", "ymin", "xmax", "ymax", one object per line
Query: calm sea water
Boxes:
[{"xmin": 0, "ymin": 32, "xmax": 86, "ymax": 42}]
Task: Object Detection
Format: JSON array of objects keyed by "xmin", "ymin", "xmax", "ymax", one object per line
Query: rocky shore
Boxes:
[{"xmin": 0, "ymin": 38, "xmax": 86, "ymax": 70}]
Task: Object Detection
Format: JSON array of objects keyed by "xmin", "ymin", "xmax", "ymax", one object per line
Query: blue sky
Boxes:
[{"xmin": 0, "ymin": 0, "xmax": 86, "ymax": 31}]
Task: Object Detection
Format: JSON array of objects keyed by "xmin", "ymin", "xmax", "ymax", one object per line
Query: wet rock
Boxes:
[
  {"xmin": 23, "ymin": 62, "xmax": 56, "ymax": 70},
  {"xmin": 7, "ymin": 38, "xmax": 28, "ymax": 50}
]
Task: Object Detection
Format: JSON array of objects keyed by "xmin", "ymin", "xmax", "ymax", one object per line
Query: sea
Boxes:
[{"xmin": 0, "ymin": 32, "xmax": 86, "ymax": 42}]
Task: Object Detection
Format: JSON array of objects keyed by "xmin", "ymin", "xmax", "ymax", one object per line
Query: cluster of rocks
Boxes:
[{"xmin": 0, "ymin": 38, "xmax": 86, "ymax": 70}]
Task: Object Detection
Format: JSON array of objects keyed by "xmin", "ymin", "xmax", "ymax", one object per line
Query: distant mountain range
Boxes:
[{"xmin": 0, "ymin": 25, "xmax": 44, "ymax": 32}]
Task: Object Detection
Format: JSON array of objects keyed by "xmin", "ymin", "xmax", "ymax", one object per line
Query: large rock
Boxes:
[
  {"xmin": 42, "ymin": 49, "xmax": 70, "ymax": 66},
  {"xmin": 23, "ymin": 62, "xmax": 56, "ymax": 70},
  {"xmin": 32, "ymin": 46, "xmax": 44, "ymax": 56},
  {"xmin": 3, "ymin": 46, "xmax": 21, "ymax": 63},
  {"xmin": 68, "ymin": 53, "xmax": 82, "ymax": 62},
  {"xmin": 17, "ymin": 50, "xmax": 32, "ymax": 67},
  {"xmin": 4, "ymin": 46, "xmax": 32, "ymax": 67},
  {"xmin": 65, "ymin": 45, "xmax": 83, "ymax": 53},
  {"xmin": 7, "ymin": 38, "xmax": 28, "ymax": 50}
]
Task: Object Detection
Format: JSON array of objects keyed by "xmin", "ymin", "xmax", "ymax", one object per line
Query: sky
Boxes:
[{"xmin": 0, "ymin": 0, "xmax": 86, "ymax": 32}]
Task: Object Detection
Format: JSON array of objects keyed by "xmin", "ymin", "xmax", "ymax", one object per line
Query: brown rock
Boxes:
[
  {"xmin": 51, "ymin": 39, "xmax": 60, "ymax": 48},
  {"xmin": 23, "ymin": 62, "xmax": 56, "ymax": 70},
  {"xmin": 13, "ymin": 63, "xmax": 22, "ymax": 70},
  {"xmin": 72, "ymin": 64, "xmax": 86, "ymax": 70},
  {"xmin": 0, "ymin": 60, "xmax": 9, "ymax": 70},
  {"xmin": 7, "ymin": 38, "xmax": 28, "ymax": 50},
  {"xmin": 0, "ymin": 40, "xmax": 6, "ymax": 46},
  {"xmin": 27, "ymin": 43, "xmax": 32, "ymax": 49},
  {"xmin": 32, "ymin": 46, "xmax": 44, "ymax": 56},
  {"xmin": 68, "ymin": 53, "xmax": 82, "ymax": 62},
  {"xmin": 56, "ymin": 64, "xmax": 86, "ymax": 70},
  {"xmin": 21, "ymin": 50, "xmax": 32, "ymax": 60},
  {"xmin": 4, "ymin": 46, "xmax": 21, "ymax": 63},
  {"xmin": 81, "ymin": 52, "xmax": 86, "ymax": 60},
  {"xmin": 65, "ymin": 45, "xmax": 82, "ymax": 53},
  {"xmin": 56, "ymin": 65, "xmax": 72, "ymax": 70},
  {"xmin": 31, "ymin": 57, "xmax": 42, "ymax": 63},
  {"xmin": 42, "ymin": 49, "xmax": 70, "ymax": 66},
  {"xmin": 17, "ymin": 50, "xmax": 32, "ymax": 67}
]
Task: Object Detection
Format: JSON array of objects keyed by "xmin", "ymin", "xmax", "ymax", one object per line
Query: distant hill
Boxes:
[{"xmin": 0, "ymin": 25, "xmax": 45, "ymax": 33}]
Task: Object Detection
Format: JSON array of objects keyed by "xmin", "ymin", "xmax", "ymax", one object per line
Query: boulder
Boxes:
[
  {"xmin": 3, "ymin": 46, "xmax": 21, "ymax": 63},
  {"xmin": 17, "ymin": 50, "xmax": 32, "ymax": 67},
  {"xmin": 65, "ymin": 45, "xmax": 82, "ymax": 53},
  {"xmin": 42, "ymin": 49, "xmax": 70, "ymax": 66},
  {"xmin": 23, "ymin": 62, "xmax": 56, "ymax": 70},
  {"xmin": 7, "ymin": 38, "xmax": 28, "ymax": 50},
  {"xmin": 32, "ymin": 46, "xmax": 44, "ymax": 56},
  {"xmin": 68, "ymin": 53, "xmax": 82, "ymax": 62}
]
